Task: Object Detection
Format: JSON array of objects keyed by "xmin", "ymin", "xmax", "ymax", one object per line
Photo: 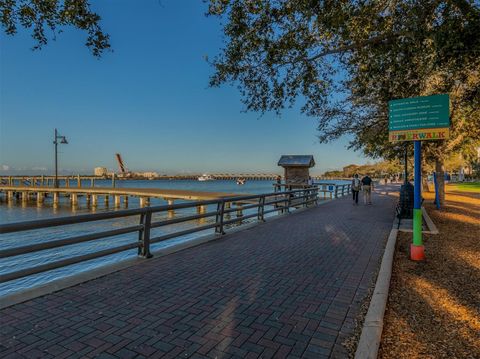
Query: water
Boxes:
[{"xmin": 0, "ymin": 179, "xmax": 347, "ymax": 297}]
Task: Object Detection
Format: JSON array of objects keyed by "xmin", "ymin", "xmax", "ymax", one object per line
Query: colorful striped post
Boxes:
[{"xmin": 411, "ymin": 140, "xmax": 425, "ymax": 261}]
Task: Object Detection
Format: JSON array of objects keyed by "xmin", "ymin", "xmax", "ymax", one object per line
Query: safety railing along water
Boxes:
[
  {"xmin": 280, "ymin": 183, "xmax": 351, "ymax": 199},
  {"xmin": 0, "ymin": 188, "xmax": 319, "ymax": 284}
]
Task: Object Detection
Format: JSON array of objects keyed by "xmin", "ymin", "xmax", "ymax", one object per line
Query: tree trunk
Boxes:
[
  {"xmin": 435, "ymin": 158, "xmax": 446, "ymax": 205},
  {"xmin": 422, "ymin": 173, "xmax": 430, "ymax": 192}
]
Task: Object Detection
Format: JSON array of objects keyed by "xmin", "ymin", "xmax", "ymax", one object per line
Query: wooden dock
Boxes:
[{"xmin": 0, "ymin": 185, "xmax": 252, "ymax": 208}]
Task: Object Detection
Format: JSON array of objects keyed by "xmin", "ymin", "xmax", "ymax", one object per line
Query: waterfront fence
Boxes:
[{"xmin": 0, "ymin": 188, "xmax": 319, "ymax": 284}]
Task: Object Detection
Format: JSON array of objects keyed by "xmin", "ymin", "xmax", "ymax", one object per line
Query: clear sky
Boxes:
[{"xmin": 0, "ymin": 0, "xmax": 368, "ymax": 175}]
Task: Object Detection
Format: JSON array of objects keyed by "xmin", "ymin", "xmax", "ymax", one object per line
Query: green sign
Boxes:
[{"xmin": 389, "ymin": 94, "xmax": 450, "ymax": 131}]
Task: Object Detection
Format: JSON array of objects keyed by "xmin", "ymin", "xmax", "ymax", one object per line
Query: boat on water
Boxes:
[
  {"xmin": 198, "ymin": 174, "xmax": 214, "ymax": 181},
  {"xmin": 236, "ymin": 178, "xmax": 246, "ymax": 185}
]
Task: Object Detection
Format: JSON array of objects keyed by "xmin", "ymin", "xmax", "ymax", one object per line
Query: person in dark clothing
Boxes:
[
  {"xmin": 276, "ymin": 175, "xmax": 282, "ymax": 192},
  {"xmin": 351, "ymin": 174, "xmax": 361, "ymax": 205},
  {"xmin": 361, "ymin": 175, "xmax": 373, "ymax": 204}
]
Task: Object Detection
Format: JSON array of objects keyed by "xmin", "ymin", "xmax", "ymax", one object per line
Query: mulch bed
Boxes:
[{"xmin": 378, "ymin": 190, "xmax": 480, "ymax": 358}]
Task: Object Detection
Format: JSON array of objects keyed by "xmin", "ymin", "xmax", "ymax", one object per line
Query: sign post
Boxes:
[
  {"xmin": 412, "ymin": 140, "xmax": 423, "ymax": 259},
  {"xmin": 389, "ymin": 94, "xmax": 450, "ymax": 261}
]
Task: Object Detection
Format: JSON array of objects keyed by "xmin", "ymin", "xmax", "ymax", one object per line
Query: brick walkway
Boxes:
[{"xmin": 1, "ymin": 186, "xmax": 396, "ymax": 359}]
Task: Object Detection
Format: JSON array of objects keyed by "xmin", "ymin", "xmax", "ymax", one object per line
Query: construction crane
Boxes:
[{"xmin": 115, "ymin": 153, "xmax": 130, "ymax": 178}]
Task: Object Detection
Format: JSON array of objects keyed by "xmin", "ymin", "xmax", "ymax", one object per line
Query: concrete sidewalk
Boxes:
[{"xmin": 0, "ymin": 186, "xmax": 397, "ymax": 359}]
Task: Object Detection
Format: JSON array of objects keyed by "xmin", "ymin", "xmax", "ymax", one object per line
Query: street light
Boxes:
[{"xmin": 54, "ymin": 128, "xmax": 68, "ymax": 188}]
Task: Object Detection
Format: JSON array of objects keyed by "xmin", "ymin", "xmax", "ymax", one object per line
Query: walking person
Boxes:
[
  {"xmin": 276, "ymin": 175, "xmax": 282, "ymax": 192},
  {"xmin": 361, "ymin": 174, "xmax": 373, "ymax": 205},
  {"xmin": 307, "ymin": 176, "xmax": 314, "ymax": 186},
  {"xmin": 351, "ymin": 174, "xmax": 361, "ymax": 205}
]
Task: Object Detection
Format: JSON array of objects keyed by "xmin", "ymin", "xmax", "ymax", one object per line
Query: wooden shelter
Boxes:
[{"xmin": 277, "ymin": 155, "xmax": 315, "ymax": 185}]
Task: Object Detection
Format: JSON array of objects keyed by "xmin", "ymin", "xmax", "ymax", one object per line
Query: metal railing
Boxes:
[
  {"xmin": 333, "ymin": 184, "xmax": 352, "ymax": 198},
  {"xmin": 0, "ymin": 188, "xmax": 318, "ymax": 284},
  {"xmin": 309, "ymin": 183, "xmax": 351, "ymax": 199},
  {"xmin": 273, "ymin": 183, "xmax": 351, "ymax": 199}
]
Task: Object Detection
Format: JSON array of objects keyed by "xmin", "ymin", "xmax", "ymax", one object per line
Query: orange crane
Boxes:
[{"xmin": 115, "ymin": 153, "xmax": 130, "ymax": 178}]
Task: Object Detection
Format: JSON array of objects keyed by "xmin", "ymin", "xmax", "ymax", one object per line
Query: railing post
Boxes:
[
  {"xmin": 215, "ymin": 200, "xmax": 225, "ymax": 235},
  {"xmin": 138, "ymin": 211, "xmax": 153, "ymax": 258},
  {"xmin": 304, "ymin": 189, "xmax": 309, "ymax": 207},
  {"xmin": 334, "ymin": 186, "xmax": 338, "ymax": 198},
  {"xmin": 286, "ymin": 192, "xmax": 292, "ymax": 213},
  {"xmin": 258, "ymin": 196, "xmax": 265, "ymax": 221}
]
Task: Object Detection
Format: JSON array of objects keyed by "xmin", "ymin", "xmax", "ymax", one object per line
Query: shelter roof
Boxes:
[{"xmin": 277, "ymin": 155, "xmax": 315, "ymax": 168}]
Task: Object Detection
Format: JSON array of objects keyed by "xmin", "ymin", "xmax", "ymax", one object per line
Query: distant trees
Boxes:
[
  {"xmin": 324, "ymin": 161, "xmax": 403, "ymax": 179},
  {"xmin": 0, "ymin": 0, "xmax": 110, "ymax": 57}
]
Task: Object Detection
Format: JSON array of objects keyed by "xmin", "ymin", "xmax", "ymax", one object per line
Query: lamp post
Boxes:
[{"xmin": 54, "ymin": 128, "xmax": 68, "ymax": 188}]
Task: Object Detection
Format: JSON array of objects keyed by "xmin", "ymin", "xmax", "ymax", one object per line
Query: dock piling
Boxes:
[
  {"xmin": 236, "ymin": 204, "xmax": 243, "ymax": 218},
  {"xmin": 140, "ymin": 197, "xmax": 150, "ymax": 207},
  {"xmin": 114, "ymin": 195, "xmax": 121, "ymax": 208}
]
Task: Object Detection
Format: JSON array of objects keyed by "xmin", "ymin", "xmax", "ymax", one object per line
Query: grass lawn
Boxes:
[{"xmin": 447, "ymin": 181, "xmax": 480, "ymax": 193}]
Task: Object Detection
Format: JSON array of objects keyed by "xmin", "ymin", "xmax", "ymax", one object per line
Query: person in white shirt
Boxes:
[{"xmin": 352, "ymin": 174, "xmax": 361, "ymax": 205}]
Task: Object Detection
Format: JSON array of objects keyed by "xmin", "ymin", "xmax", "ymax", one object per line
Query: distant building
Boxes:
[
  {"xmin": 94, "ymin": 167, "xmax": 108, "ymax": 176},
  {"xmin": 132, "ymin": 171, "xmax": 159, "ymax": 179},
  {"xmin": 141, "ymin": 172, "xmax": 159, "ymax": 178}
]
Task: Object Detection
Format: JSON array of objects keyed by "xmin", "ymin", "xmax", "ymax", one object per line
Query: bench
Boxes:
[{"xmin": 396, "ymin": 197, "xmax": 424, "ymax": 229}]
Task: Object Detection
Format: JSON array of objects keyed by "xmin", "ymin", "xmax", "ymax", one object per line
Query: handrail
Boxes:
[
  {"xmin": 0, "ymin": 188, "xmax": 319, "ymax": 284},
  {"xmin": 0, "ymin": 190, "xmax": 284, "ymax": 234}
]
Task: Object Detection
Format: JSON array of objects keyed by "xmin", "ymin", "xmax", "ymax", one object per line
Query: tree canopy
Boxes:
[
  {"xmin": 2, "ymin": 1, "xmax": 479, "ymax": 164},
  {"xmin": 207, "ymin": 0, "xmax": 480, "ymax": 161},
  {"xmin": 0, "ymin": 0, "xmax": 110, "ymax": 57}
]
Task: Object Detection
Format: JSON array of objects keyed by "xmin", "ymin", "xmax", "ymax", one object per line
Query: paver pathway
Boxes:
[{"xmin": 0, "ymin": 186, "xmax": 397, "ymax": 359}]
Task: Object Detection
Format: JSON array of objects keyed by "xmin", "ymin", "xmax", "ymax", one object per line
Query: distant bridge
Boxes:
[{"xmin": 0, "ymin": 174, "xmax": 344, "ymax": 187}]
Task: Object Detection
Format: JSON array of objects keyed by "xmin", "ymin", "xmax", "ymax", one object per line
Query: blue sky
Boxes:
[{"xmin": 0, "ymin": 0, "xmax": 368, "ymax": 175}]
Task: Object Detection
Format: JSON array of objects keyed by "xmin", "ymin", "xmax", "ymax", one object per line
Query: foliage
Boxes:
[
  {"xmin": 0, "ymin": 0, "xmax": 110, "ymax": 56},
  {"xmin": 323, "ymin": 160, "xmax": 403, "ymax": 178},
  {"xmin": 207, "ymin": 0, "xmax": 480, "ymax": 161}
]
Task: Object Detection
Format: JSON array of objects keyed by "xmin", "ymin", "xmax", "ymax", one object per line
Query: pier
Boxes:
[
  {"xmin": 0, "ymin": 182, "xmax": 351, "ymax": 210},
  {"xmin": 0, "ymin": 185, "xmax": 397, "ymax": 358},
  {"xmin": 0, "ymin": 185, "xmax": 251, "ymax": 208},
  {"xmin": 0, "ymin": 174, "xmax": 351, "ymax": 185}
]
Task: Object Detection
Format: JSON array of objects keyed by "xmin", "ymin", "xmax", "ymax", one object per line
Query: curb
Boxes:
[
  {"xmin": 354, "ymin": 227, "xmax": 398, "ymax": 359},
  {"xmin": 422, "ymin": 206, "xmax": 439, "ymax": 234}
]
